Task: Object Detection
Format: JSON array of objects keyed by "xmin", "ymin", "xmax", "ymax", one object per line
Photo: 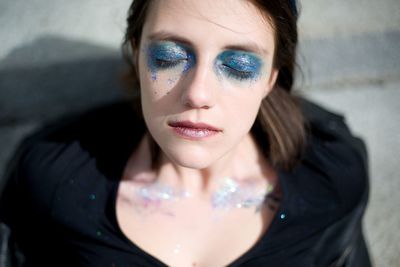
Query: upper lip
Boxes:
[{"xmin": 168, "ymin": 120, "xmax": 222, "ymax": 131}]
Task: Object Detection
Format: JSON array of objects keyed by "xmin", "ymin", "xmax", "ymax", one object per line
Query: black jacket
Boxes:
[{"xmin": 0, "ymin": 98, "xmax": 371, "ymax": 267}]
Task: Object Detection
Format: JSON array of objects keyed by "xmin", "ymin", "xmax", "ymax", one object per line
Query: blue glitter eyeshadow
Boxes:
[
  {"xmin": 147, "ymin": 41, "xmax": 195, "ymax": 79},
  {"xmin": 215, "ymin": 50, "xmax": 262, "ymax": 81}
]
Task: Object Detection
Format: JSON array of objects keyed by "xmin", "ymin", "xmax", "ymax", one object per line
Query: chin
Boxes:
[
  {"xmin": 175, "ymin": 159, "xmax": 211, "ymax": 170},
  {"xmin": 162, "ymin": 146, "xmax": 217, "ymax": 170}
]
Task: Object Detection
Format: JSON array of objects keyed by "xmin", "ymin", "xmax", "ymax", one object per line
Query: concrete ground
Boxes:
[{"xmin": 1, "ymin": 0, "xmax": 399, "ymax": 266}]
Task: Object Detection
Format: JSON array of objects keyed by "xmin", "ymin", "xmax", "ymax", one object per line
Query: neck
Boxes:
[{"xmin": 123, "ymin": 133, "xmax": 273, "ymax": 199}]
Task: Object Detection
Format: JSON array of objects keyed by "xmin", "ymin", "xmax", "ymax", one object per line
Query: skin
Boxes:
[
  {"xmin": 117, "ymin": 1, "xmax": 281, "ymax": 266},
  {"xmin": 128, "ymin": 0, "xmax": 279, "ymax": 196}
]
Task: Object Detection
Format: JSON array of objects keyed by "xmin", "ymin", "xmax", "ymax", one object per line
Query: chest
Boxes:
[{"xmin": 115, "ymin": 190, "xmax": 278, "ymax": 267}]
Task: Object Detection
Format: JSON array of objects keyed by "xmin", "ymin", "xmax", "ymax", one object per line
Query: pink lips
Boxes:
[{"xmin": 168, "ymin": 121, "xmax": 221, "ymax": 140}]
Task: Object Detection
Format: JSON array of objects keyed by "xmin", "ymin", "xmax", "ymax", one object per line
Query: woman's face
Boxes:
[{"xmin": 135, "ymin": 0, "xmax": 278, "ymax": 169}]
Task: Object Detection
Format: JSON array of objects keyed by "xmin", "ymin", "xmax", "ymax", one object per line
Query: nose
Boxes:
[{"xmin": 180, "ymin": 60, "xmax": 216, "ymax": 109}]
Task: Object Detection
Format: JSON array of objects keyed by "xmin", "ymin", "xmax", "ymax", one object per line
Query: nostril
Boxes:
[{"xmin": 182, "ymin": 96, "xmax": 212, "ymax": 109}]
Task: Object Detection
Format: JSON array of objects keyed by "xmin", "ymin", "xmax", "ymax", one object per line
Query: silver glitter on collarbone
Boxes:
[
  {"xmin": 136, "ymin": 183, "xmax": 192, "ymax": 205},
  {"xmin": 212, "ymin": 176, "xmax": 272, "ymax": 211},
  {"xmin": 135, "ymin": 177, "xmax": 273, "ymax": 210}
]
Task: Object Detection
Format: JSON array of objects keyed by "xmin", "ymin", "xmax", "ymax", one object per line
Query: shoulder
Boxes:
[
  {"xmin": 290, "ymin": 98, "xmax": 369, "ymax": 217},
  {"xmin": 2, "ymin": 101, "xmax": 144, "ymax": 216},
  {"xmin": 300, "ymin": 98, "xmax": 367, "ymax": 162}
]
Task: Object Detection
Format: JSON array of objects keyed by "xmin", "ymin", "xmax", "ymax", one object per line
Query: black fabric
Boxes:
[{"xmin": 0, "ymin": 99, "xmax": 371, "ymax": 267}]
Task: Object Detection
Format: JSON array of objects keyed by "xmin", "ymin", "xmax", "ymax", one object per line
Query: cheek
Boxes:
[
  {"xmin": 224, "ymin": 93, "xmax": 264, "ymax": 134},
  {"xmin": 140, "ymin": 75, "xmax": 177, "ymax": 131},
  {"xmin": 148, "ymin": 69, "xmax": 186, "ymax": 94},
  {"xmin": 215, "ymin": 64, "xmax": 273, "ymax": 98},
  {"xmin": 139, "ymin": 66, "xmax": 175, "ymax": 99},
  {"xmin": 238, "ymin": 101, "xmax": 261, "ymax": 126}
]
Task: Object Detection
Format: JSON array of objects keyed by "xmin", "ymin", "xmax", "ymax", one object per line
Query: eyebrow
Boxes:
[
  {"xmin": 225, "ymin": 43, "xmax": 269, "ymax": 56},
  {"xmin": 146, "ymin": 31, "xmax": 270, "ymax": 56},
  {"xmin": 147, "ymin": 31, "xmax": 193, "ymax": 47}
]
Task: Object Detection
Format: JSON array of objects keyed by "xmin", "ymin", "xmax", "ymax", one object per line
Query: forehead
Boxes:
[{"xmin": 142, "ymin": 0, "xmax": 275, "ymax": 55}]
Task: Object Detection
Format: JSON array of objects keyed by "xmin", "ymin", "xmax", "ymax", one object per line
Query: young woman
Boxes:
[{"xmin": 0, "ymin": 0, "xmax": 371, "ymax": 266}]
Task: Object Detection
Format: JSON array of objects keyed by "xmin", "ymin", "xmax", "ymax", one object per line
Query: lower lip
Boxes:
[{"xmin": 170, "ymin": 126, "xmax": 220, "ymax": 140}]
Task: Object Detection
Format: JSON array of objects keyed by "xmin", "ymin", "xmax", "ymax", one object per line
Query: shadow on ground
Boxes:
[{"xmin": 0, "ymin": 35, "xmax": 130, "ymax": 184}]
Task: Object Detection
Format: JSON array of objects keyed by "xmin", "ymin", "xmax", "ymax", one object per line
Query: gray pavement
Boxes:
[
  {"xmin": 1, "ymin": 1, "xmax": 399, "ymax": 266},
  {"xmin": 303, "ymin": 81, "xmax": 400, "ymax": 267}
]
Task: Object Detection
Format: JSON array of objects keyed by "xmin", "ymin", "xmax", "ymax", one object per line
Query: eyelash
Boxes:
[
  {"xmin": 220, "ymin": 65, "xmax": 255, "ymax": 81},
  {"xmin": 154, "ymin": 58, "xmax": 187, "ymax": 69}
]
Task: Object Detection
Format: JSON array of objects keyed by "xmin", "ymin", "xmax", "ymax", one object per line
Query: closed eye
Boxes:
[
  {"xmin": 216, "ymin": 50, "xmax": 262, "ymax": 82},
  {"xmin": 221, "ymin": 64, "xmax": 255, "ymax": 80},
  {"xmin": 155, "ymin": 58, "xmax": 187, "ymax": 69}
]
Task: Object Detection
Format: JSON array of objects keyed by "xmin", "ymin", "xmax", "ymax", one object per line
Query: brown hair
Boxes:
[{"xmin": 121, "ymin": 0, "xmax": 306, "ymax": 171}]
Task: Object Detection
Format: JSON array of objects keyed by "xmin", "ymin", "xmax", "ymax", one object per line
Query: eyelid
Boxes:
[
  {"xmin": 218, "ymin": 51, "xmax": 262, "ymax": 70},
  {"xmin": 147, "ymin": 44, "xmax": 190, "ymax": 68},
  {"xmin": 147, "ymin": 41, "xmax": 197, "ymax": 73},
  {"xmin": 215, "ymin": 50, "xmax": 263, "ymax": 82},
  {"xmin": 151, "ymin": 40, "xmax": 192, "ymax": 52},
  {"xmin": 224, "ymin": 57, "xmax": 258, "ymax": 70},
  {"xmin": 222, "ymin": 50, "xmax": 262, "ymax": 61}
]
